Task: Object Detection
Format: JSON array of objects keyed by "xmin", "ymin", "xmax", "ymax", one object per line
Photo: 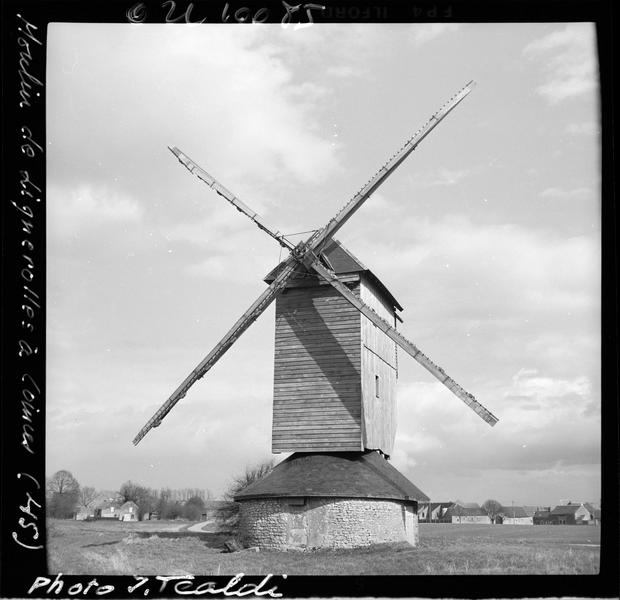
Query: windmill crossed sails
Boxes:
[{"xmin": 133, "ymin": 80, "xmax": 499, "ymax": 447}]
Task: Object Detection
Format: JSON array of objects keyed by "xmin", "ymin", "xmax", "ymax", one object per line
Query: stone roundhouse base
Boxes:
[{"xmin": 238, "ymin": 497, "xmax": 419, "ymax": 550}]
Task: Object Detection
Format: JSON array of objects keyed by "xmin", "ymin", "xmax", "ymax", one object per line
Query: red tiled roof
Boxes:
[{"xmin": 235, "ymin": 451, "xmax": 428, "ymax": 502}]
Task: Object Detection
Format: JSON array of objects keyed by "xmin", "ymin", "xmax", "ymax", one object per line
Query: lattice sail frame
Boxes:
[{"xmin": 133, "ymin": 81, "xmax": 498, "ymax": 446}]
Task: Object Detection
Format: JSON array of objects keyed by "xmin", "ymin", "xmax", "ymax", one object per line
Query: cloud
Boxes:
[
  {"xmin": 523, "ymin": 24, "xmax": 598, "ymax": 104},
  {"xmin": 524, "ymin": 332, "xmax": 599, "ymax": 379},
  {"xmin": 47, "ymin": 183, "xmax": 143, "ymax": 238},
  {"xmin": 165, "ymin": 202, "xmax": 284, "ymax": 282},
  {"xmin": 505, "ymin": 368, "xmax": 591, "ymax": 408},
  {"xmin": 411, "ymin": 24, "xmax": 459, "ymax": 46},
  {"xmin": 422, "ymin": 167, "xmax": 470, "ymax": 187},
  {"xmin": 348, "ymin": 215, "xmax": 600, "ymax": 319},
  {"xmin": 359, "ymin": 192, "xmax": 390, "ymax": 212},
  {"xmin": 539, "ymin": 186, "xmax": 594, "ymax": 200},
  {"xmin": 326, "ymin": 65, "xmax": 363, "ymax": 79},
  {"xmin": 566, "ymin": 121, "xmax": 600, "ymax": 136},
  {"xmin": 46, "ymin": 320, "xmax": 277, "ymax": 496},
  {"xmin": 46, "ymin": 357, "xmax": 276, "ymax": 496},
  {"xmin": 47, "ymin": 25, "xmax": 340, "ymax": 195},
  {"xmin": 391, "ymin": 365, "xmax": 599, "ymax": 480}
]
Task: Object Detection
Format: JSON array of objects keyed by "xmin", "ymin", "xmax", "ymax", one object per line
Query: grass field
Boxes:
[{"xmin": 47, "ymin": 519, "xmax": 600, "ymax": 575}]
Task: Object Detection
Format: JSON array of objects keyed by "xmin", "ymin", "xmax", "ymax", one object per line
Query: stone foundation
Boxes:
[{"xmin": 238, "ymin": 497, "xmax": 419, "ymax": 550}]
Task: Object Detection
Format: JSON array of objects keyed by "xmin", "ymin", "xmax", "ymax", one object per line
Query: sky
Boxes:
[{"xmin": 46, "ymin": 22, "xmax": 601, "ymax": 506}]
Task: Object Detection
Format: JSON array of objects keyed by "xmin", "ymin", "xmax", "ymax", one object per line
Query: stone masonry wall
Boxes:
[{"xmin": 238, "ymin": 497, "xmax": 418, "ymax": 550}]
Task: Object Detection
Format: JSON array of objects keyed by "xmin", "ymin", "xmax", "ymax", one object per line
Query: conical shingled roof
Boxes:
[
  {"xmin": 235, "ymin": 452, "xmax": 428, "ymax": 503},
  {"xmin": 264, "ymin": 239, "xmax": 403, "ymax": 312}
]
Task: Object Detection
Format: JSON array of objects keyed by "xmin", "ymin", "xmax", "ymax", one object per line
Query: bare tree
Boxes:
[
  {"xmin": 47, "ymin": 470, "xmax": 80, "ymax": 518},
  {"xmin": 78, "ymin": 486, "xmax": 99, "ymax": 510},
  {"xmin": 47, "ymin": 470, "xmax": 80, "ymax": 495},
  {"xmin": 120, "ymin": 480, "xmax": 157, "ymax": 519},
  {"xmin": 224, "ymin": 459, "xmax": 274, "ymax": 501},
  {"xmin": 482, "ymin": 499, "xmax": 502, "ymax": 524}
]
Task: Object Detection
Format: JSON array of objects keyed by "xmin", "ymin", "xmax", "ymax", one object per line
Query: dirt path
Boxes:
[
  {"xmin": 164, "ymin": 523, "xmax": 193, "ymax": 531},
  {"xmin": 185, "ymin": 520, "xmax": 211, "ymax": 532}
]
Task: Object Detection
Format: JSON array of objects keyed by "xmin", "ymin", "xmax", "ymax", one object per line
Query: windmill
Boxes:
[{"xmin": 134, "ymin": 81, "xmax": 498, "ymax": 549}]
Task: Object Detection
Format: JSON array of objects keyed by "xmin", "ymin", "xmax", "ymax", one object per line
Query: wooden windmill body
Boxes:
[
  {"xmin": 133, "ymin": 82, "xmax": 499, "ymax": 550},
  {"xmin": 268, "ymin": 239, "xmax": 400, "ymax": 455}
]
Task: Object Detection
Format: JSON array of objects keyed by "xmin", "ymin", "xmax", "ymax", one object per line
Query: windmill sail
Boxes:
[
  {"xmin": 133, "ymin": 81, "xmax": 492, "ymax": 445},
  {"xmin": 308, "ymin": 259, "xmax": 498, "ymax": 426},
  {"xmin": 168, "ymin": 146, "xmax": 294, "ymax": 251},
  {"xmin": 303, "ymin": 81, "xmax": 476, "ymax": 252},
  {"xmin": 132, "ymin": 256, "xmax": 303, "ymax": 445}
]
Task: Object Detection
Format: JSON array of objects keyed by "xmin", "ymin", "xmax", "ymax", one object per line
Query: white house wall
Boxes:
[
  {"xmin": 451, "ymin": 515, "xmax": 491, "ymax": 524},
  {"xmin": 502, "ymin": 517, "xmax": 533, "ymax": 525}
]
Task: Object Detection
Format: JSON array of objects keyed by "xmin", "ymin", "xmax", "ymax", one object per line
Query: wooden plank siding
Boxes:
[
  {"xmin": 272, "ymin": 281, "xmax": 363, "ymax": 453},
  {"xmin": 360, "ymin": 276, "xmax": 398, "ymax": 455}
]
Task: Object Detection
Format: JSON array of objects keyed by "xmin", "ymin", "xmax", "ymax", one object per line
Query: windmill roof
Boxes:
[
  {"xmin": 264, "ymin": 239, "xmax": 403, "ymax": 311},
  {"xmin": 235, "ymin": 451, "xmax": 428, "ymax": 503}
]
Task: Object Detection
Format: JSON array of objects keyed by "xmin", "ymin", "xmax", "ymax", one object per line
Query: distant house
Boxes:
[
  {"xmin": 442, "ymin": 503, "xmax": 491, "ymax": 524},
  {"xmin": 119, "ymin": 501, "xmax": 139, "ymax": 521},
  {"xmin": 533, "ymin": 508, "xmax": 552, "ymax": 525},
  {"xmin": 522, "ymin": 505, "xmax": 538, "ymax": 517},
  {"xmin": 431, "ymin": 502, "xmax": 454, "ymax": 522},
  {"xmin": 497, "ymin": 506, "xmax": 533, "ymax": 525},
  {"xmin": 75, "ymin": 507, "xmax": 95, "ymax": 521},
  {"xmin": 418, "ymin": 502, "xmax": 453, "ymax": 523},
  {"xmin": 418, "ymin": 502, "xmax": 430, "ymax": 521},
  {"xmin": 98, "ymin": 500, "xmax": 120, "ymax": 519},
  {"xmin": 549, "ymin": 502, "xmax": 595, "ymax": 525},
  {"xmin": 550, "ymin": 505, "xmax": 578, "ymax": 524},
  {"xmin": 581, "ymin": 503, "xmax": 598, "ymax": 525}
]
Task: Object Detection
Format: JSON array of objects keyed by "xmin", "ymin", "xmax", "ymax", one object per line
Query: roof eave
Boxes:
[{"xmin": 235, "ymin": 492, "xmax": 422, "ymax": 503}]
